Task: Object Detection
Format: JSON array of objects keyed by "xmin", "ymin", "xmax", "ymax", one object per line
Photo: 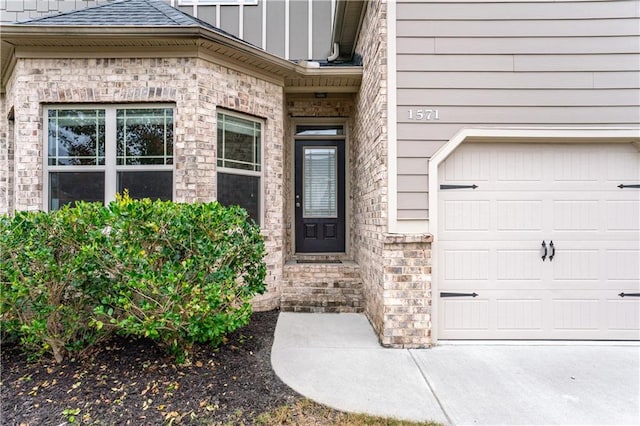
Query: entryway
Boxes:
[{"xmin": 294, "ymin": 139, "xmax": 346, "ymax": 253}]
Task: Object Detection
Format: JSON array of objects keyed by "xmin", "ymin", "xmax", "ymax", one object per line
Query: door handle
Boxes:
[
  {"xmin": 549, "ymin": 240, "xmax": 555, "ymax": 261},
  {"xmin": 541, "ymin": 240, "xmax": 547, "ymax": 261}
]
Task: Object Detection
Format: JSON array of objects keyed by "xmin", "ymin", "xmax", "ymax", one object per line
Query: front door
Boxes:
[{"xmin": 295, "ymin": 140, "xmax": 345, "ymax": 253}]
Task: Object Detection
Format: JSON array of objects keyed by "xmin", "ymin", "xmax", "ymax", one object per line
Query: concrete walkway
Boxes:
[{"xmin": 271, "ymin": 312, "xmax": 640, "ymax": 425}]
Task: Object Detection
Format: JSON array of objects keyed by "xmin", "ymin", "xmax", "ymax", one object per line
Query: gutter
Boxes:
[{"xmin": 0, "ymin": 25, "xmax": 362, "ymax": 76}]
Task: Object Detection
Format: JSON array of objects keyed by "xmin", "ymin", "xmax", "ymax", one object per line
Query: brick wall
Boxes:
[
  {"xmin": 0, "ymin": 94, "xmax": 11, "ymax": 215},
  {"xmin": 351, "ymin": 0, "xmax": 434, "ymax": 347},
  {"xmin": 4, "ymin": 55, "xmax": 284, "ymax": 310},
  {"xmin": 350, "ymin": 0, "xmax": 389, "ymax": 338},
  {"xmin": 381, "ymin": 233, "xmax": 433, "ymax": 347}
]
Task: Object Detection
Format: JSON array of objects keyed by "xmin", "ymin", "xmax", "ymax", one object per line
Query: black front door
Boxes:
[{"xmin": 295, "ymin": 140, "xmax": 345, "ymax": 253}]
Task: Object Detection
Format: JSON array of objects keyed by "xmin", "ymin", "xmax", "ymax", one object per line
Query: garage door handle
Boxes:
[
  {"xmin": 541, "ymin": 240, "xmax": 547, "ymax": 261},
  {"xmin": 549, "ymin": 240, "xmax": 555, "ymax": 262},
  {"xmin": 618, "ymin": 293, "xmax": 640, "ymax": 297}
]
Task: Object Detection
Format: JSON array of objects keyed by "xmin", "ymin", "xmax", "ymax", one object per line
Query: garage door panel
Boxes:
[
  {"xmin": 608, "ymin": 300, "xmax": 640, "ymax": 331},
  {"xmin": 443, "ymin": 299, "xmax": 490, "ymax": 331},
  {"xmin": 607, "ymin": 146, "xmax": 640, "ymax": 181},
  {"xmin": 607, "ymin": 250, "xmax": 640, "ymax": 281},
  {"xmin": 552, "ymin": 200, "xmax": 600, "ymax": 231},
  {"xmin": 606, "ymin": 201, "xmax": 640, "ymax": 231},
  {"xmin": 442, "ymin": 148, "xmax": 492, "ymax": 181},
  {"xmin": 440, "ymin": 291, "xmax": 640, "ymax": 339},
  {"xmin": 443, "ymin": 249, "xmax": 489, "ymax": 280},
  {"xmin": 552, "ymin": 299, "xmax": 600, "ymax": 330},
  {"xmin": 551, "ymin": 250, "xmax": 600, "ymax": 280},
  {"xmin": 496, "ymin": 250, "xmax": 543, "ymax": 280},
  {"xmin": 438, "ymin": 142, "xmax": 640, "ymax": 340},
  {"xmin": 496, "ymin": 148, "xmax": 544, "ymax": 182},
  {"xmin": 442, "ymin": 200, "xmax": 490, "ymax": 231},
  {"xmin": 496, "ymin": 299, "xmax": 543, "ymax": 330},
  {"xmin": 551, "ymin": 149, "xmax": 601, "ymax": 182},
  {"xmin": 496, "ymin": 200, "xmax": 543, "ymax": 231}
]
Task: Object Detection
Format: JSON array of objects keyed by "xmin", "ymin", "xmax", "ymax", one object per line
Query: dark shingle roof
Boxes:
[{"xmin": 16, "ymin": 0, "xmax": 225, "ymax": 33}]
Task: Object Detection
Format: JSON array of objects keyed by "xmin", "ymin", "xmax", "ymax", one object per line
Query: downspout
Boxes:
[{"xmin": 327, "ymin": 42, "xmax": 340, "ymax": 62}]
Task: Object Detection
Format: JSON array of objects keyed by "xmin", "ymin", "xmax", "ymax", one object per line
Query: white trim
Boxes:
[
  {"xmin": 193, "ymin": 3, "xmax": 198, "ymax": 18},
  {"xmin": 216, "ymin": 4, "xmax": 221, "ymax": 27},
  {"xmin": 307, "ymin": 0, "xmax": 313, "ymax": 60},
  {"xmin": 387, "ymin": 0, "xmax": 398, "ymax": 233},
  {"xmin": 395, "ymin": 219, "xmax": 428, "ymax": 234},
  {"xmin": 261, "ymin": 0, "xmax": 267, "ymax": 50},
  {"xmin": 427, "ymin": 126, "xmax": 640, "ymax": 344},
  {"xmin": 239, "ymin": 3, "xmax": 244, "ymax": 39},
  {"xmin": 104, "ymin": 108, "xmax": 117, "ymax": 203},
  {"xmin": 284, "ymin": 0, "xmax": 290, "ymax": 60}
]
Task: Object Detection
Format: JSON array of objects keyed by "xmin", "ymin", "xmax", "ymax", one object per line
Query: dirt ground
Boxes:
[{"xmin": 1, "ymin": 310, "xmax": 301, "ymax": 425}]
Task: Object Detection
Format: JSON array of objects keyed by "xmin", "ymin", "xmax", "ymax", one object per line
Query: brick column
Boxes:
[{"xmin": 381, "ymin": 233, "xmax": 433, "ymax": 348}]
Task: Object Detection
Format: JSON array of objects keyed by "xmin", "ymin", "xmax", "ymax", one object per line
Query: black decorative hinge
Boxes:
[
  {"xmin": 440, "ymin": 292, "xmax": 479, "ymax": 298},
  {"xmin": 618, "ymin": 184, "xmax": 640, "ymax": 189},
  {"xmin": 618, "ymin": 293, "xmax": 640, "ymax": 298},
  {"xmin": 440, "ymin": 184, "xmax": 478, "ymax": 190}
]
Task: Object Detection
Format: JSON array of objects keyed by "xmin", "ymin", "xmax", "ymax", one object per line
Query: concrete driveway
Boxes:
[{"xmin": 271, "ymin": 312, "xmax": 640, "ymax": 425}]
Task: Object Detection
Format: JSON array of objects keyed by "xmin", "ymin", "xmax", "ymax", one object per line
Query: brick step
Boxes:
[{"xmin": 281, "ymin": 260, "xmax": 364, "ymax": 313}]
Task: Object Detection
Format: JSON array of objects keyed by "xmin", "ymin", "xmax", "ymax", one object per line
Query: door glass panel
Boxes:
[{"xmin": 303, "ymin": 147, "xmax": 337, "ymax": 218}]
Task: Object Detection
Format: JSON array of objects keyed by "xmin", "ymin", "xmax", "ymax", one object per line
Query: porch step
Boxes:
[{"xmin": 282, "ymin": 260, "xmax": 364, "ymax": 313}]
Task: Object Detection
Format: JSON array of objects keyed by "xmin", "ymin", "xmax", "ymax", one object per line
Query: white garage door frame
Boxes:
[{"xmin": 427, "ymin": 127, "xmax": 640, "ymax": 343}]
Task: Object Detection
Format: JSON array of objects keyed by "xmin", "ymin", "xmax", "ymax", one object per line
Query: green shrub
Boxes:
[
  {"xmin": 91, "ymin": 194, "xmax": 267, "ymax": 361},
  {"xmin": 0, "ymin": 203, "xmax": 111, "ymax": 362},
  {"xmin": 1, "ymin": 195, "xmax": 267, "ymax": 363}
]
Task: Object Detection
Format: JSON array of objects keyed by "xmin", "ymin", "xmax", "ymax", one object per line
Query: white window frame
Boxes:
[
  {"xmin": 216, "ymin": 109, "xmax": 264, "ymax": 226},
  {"xmin": 43, "ymin": 104, "xmax": 176, "ymax": 211}
]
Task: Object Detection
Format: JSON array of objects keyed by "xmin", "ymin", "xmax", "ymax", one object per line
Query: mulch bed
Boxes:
[{"xmin": 1, "ymin": 310, "xmax": 301, "ymax": 425}]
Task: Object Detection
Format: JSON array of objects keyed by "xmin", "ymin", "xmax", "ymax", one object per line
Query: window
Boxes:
[
  {"xmin": 46, "ymin": 106, "xmax": 174, "ymax": 210},
  {"xmin": 295, "ymin": 125, "xmax": 344, "ymax": 137},
  {"xmin": 217, "ymin": 112, "xmax": 262, "ymax": 225}
]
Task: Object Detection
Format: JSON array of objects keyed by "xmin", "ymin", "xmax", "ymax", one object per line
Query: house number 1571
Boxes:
[{"xmin": 407, "ymin": 109, "xmax": 440, "ymax": 120}]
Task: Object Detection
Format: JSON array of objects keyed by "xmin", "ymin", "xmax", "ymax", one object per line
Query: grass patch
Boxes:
[{"xmin": 252, "ymin": 399, "xmax": 443, "ymax": 426}]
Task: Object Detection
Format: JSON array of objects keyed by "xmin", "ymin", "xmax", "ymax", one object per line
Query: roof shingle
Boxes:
[{"xmin": 17, "ymin": 0, "xmax": 229, "ymax": 34}]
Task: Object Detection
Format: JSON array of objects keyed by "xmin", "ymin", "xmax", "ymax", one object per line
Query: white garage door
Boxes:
[{"xmin": 438, "ymin": 143, "xmax": 640, "ymax": 340}]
